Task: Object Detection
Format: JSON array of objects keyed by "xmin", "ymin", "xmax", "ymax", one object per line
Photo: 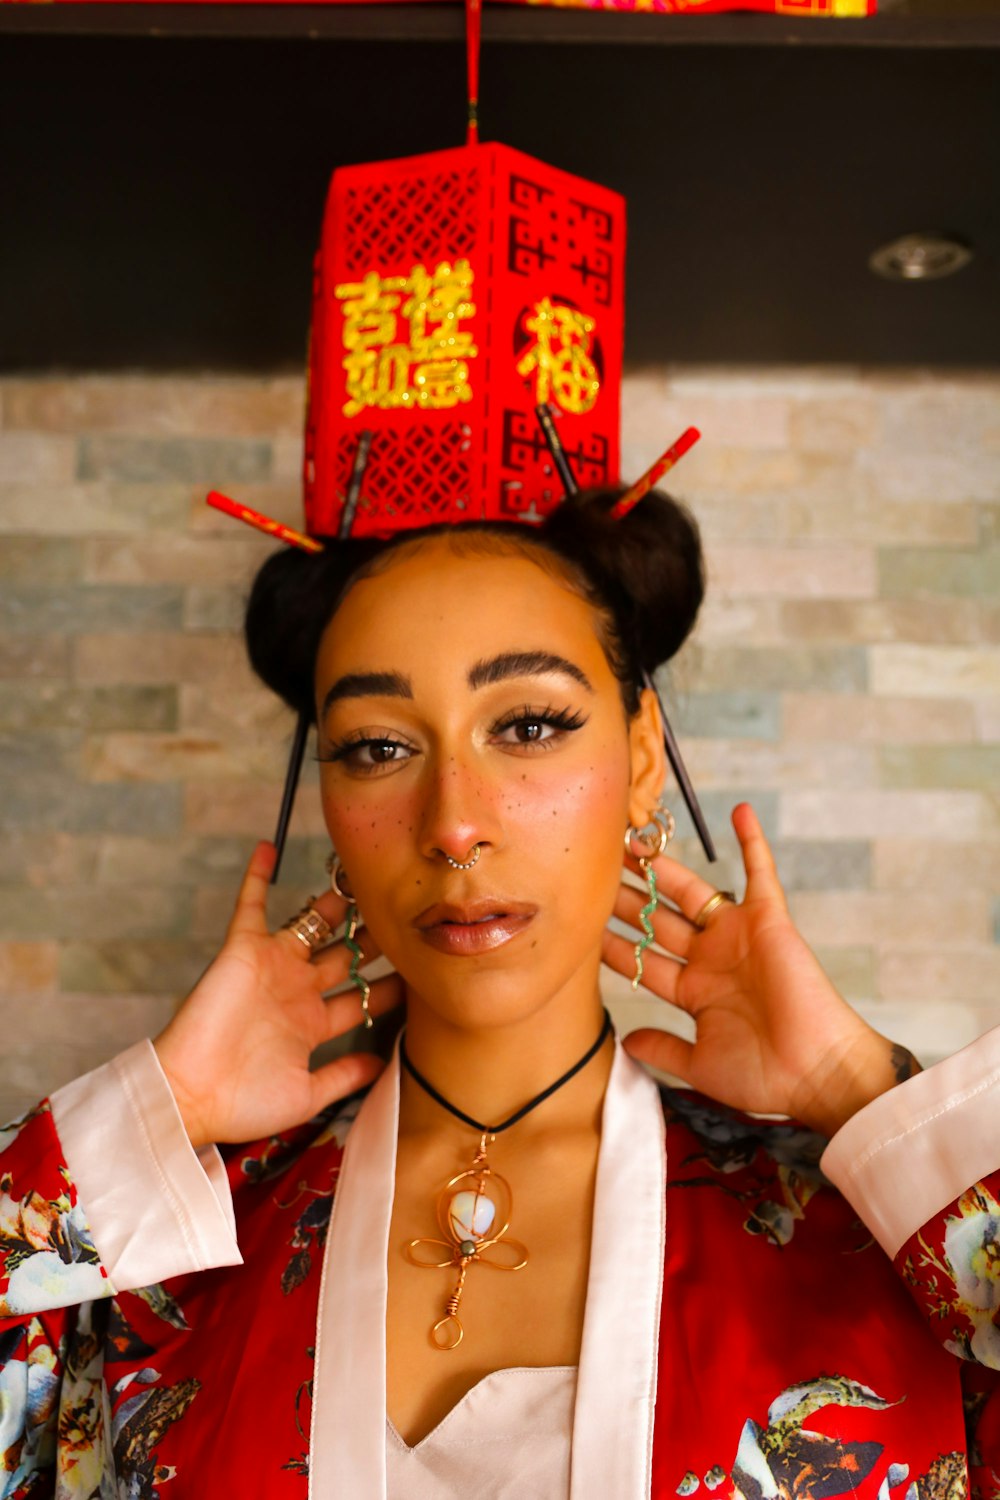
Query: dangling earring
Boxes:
[
  {"xmin": 624, "ymin": 806, "xmax": 675, "ymax": 989},
  {"xmin": 326, "ymin": 852, "xmax": 373, "ymax": 1029}
]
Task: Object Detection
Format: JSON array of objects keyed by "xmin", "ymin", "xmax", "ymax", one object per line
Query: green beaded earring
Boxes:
[
  {"xmin": 624, "ymin": 806, "xmax": 675, "ymax": 989},
  {"xmin": 326, "ymin": 853, "xmax": 373, "ymax": 1028}
]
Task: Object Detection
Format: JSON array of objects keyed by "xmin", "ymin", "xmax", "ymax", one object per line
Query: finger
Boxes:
[
  {"xmin": 322, "ymin": 973, "xmax": 404, "ymax": 1036},
  {"xmin": 623, "ymin": 850, "xmax": 718, "ymax": 929},
  {"xmin": 622, "ymin": 1026, "xmax": 694, "ymax": 1084},
  {"xmin": 308, "ymin": 886, "xmax": 351, "ymax": 927},
  {"xmin": 601, "ymin": 930, "xmax": 687, "ymax": 1009},
  {"xmin": 612, "ymin": 884, "xmax": 695, "ymax": 959},
  {"xmin": 227, "ymin": 841, "xmax": 278, "ymax": 939},
  {"xmin": 307, "ymin": 1050, "xmax": 386, "ymax": 1116},
  {"xmin": 732, "ymin": 802, "xmax": 787, "ymax": 909}
]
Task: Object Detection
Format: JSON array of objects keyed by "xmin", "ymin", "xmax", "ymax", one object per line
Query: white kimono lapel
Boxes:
[
  {"xmin": 569, "ymin": 1043, "xmax": 666, "ymax": 1500},
  {"xmin": 309, "ymin": 1049, "xmax": 399, "ymax": 1495},
  {"xmin": 309, "ymin": 1035, "xmax": 666, "ymax": 1500}
]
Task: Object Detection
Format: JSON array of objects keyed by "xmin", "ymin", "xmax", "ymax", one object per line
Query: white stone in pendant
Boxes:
[{"xmin": 449, "ymin": 1189, "xmax": 496, "ymax": 1243}]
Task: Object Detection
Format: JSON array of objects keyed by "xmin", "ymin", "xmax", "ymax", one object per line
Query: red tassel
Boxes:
[{"xmin": 466, "ymin": 0, "xmax": 482, "ymax": 146}]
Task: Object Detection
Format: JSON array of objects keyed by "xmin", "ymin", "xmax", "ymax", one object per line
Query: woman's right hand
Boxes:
[{"xmin": 152, "ymin": 841, "xmax": 402, "ymax": 1150}]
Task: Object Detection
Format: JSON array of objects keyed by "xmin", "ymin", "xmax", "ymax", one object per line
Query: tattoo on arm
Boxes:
[{"xmin": 891, "ymin": 1042, "xmax": 922, "ymax": 1085}]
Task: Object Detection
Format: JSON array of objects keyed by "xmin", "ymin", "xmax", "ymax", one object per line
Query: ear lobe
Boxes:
[{"xmin": 627, "ymin": 687, "xmax": 668, "ymax": 826}]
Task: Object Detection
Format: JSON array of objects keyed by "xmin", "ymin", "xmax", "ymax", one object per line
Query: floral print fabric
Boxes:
[
  {"xmin": 654, "ymin": 1087, "xmax": 994, "ymax": 1500},
  {"xmin": 0, "ymin": 1080, "xmax": 997, "ymax": 1499},
  {"xmin": 896, "ymin": 1176, "xmax": 1000, "ymax": 1500}
]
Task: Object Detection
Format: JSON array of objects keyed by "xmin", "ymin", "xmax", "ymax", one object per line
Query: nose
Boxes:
[{"xmin": 417, "ymin": 753, "xmax": 502, "ymax": 868}]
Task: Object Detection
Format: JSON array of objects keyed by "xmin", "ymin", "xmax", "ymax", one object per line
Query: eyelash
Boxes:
[
  {"xmin": 490, "ymin": 705, "xmax": 588, "ymax": 747},
  {"xmin": 318, "ymin": 705, "xmax": 588, "ymax": 774}
]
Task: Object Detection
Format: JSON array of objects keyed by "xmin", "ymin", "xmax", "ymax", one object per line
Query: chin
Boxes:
[{"xmin": 396, "ymin": 942, "xmax": 598, "ymax": 1034}]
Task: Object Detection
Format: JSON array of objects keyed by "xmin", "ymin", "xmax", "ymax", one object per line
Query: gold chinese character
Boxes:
[
  {"xmin": 515, "ymin": 298, "xmax": 600, "ymax": 416},
  {"xmin": 335, "ymin": 261, "xmax": 478, "ymax": 417}
]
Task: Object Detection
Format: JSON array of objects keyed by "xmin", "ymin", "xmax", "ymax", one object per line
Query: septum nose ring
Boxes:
[{"xmin": 443, "ymin": 844, "xmax": 481, "ymax": 871}]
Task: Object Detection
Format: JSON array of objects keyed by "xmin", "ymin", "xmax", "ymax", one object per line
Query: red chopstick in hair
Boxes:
[
  {"xmin": 206, "ymin": 491, "xmax": 324, "ymax": 555},
  {"xmin": 609, "ymin": 427, "xmax": 701, "ymax": 520}
]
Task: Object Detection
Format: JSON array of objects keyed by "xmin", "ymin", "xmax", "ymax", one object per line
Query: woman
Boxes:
[{"xmin": 1, "ymin": 490, "xmax": 998, "ymax": 1499}]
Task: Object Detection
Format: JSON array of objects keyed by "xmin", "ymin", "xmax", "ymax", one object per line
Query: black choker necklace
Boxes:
[{"xmin": 400, "ymin": 1008, "xmax": 614, "ymax": 1351}]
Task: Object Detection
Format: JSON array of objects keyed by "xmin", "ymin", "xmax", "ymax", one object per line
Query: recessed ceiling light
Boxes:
[{"xmin": 869, "ymin": 232, "xmax": 973, "ymax": 282}]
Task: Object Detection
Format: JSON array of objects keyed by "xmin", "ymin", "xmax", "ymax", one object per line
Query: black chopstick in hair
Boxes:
[
  {"xmin": 269, "ymin": 431, "xmax": 373, "ymax": 884},
  {"xmin": 531, "ymin": 406, "xmax": 717, "ymax": 863}
]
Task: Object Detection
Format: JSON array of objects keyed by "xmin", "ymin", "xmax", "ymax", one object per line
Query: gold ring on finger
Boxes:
[
  {"xmin": 281, "ymin": 901, "xmax": 334, "ymax": 954},
  {"xmin": 692, "ymin": 890, "xmax": 737, "ymax": 931}
]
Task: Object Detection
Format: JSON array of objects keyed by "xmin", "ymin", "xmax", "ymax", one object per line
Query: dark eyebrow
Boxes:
[
  {"xmin": 321, "ymin": 671, "xmax": 413, "ymax": 718},
  {"xmin": 467, "ymin": 651, "xmax": 594, "ymax": 693}
]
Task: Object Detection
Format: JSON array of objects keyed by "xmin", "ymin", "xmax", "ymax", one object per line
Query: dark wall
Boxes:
[{"xmin": 2, "ymin": 24, "xmax": 998, "ymax": 368}]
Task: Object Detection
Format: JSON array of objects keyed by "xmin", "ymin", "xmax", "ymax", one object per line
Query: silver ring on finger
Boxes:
[
  {"xmin": 281, "ymin": 900, "xmax": 334, "ymax": 955},
  {"xmin": 692, "ymin": 890, "xmax": 737, "ymax": 932}
]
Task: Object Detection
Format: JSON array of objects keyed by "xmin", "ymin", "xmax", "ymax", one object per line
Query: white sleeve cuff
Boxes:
[
  {"xmin": 820, "ymin": 1024, "xmax": 1000, "ymax": 1261},
  {"xmin": 50, "ymin": 1038, "xmax": 243, "ymax": 1291}
]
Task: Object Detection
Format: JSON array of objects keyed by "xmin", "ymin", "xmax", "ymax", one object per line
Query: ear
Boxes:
[{"xmin": 627, "ymin": 687, "xmax": 668, "ymax": 828}]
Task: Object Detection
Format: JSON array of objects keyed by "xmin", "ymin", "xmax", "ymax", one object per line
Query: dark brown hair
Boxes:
[{"xmin": 244, "ymin": 488, "xmax": 705, "ymax": 719}]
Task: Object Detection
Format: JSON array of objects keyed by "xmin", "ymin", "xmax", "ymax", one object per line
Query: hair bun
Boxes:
[
  {"xmin": 541, "ymin": 487, "xmax": 704, "ymax": 675},
  {"xmin": 244, "ymin": 548, "xmax": 327, "ymax": 718},
  {"xmin": 245, "ymin": 541, "xmax": 381, "ymax": 719}
]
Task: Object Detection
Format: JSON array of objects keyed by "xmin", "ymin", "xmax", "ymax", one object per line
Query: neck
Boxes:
[{"xmin": 398, "ymin": 980, "xmax": 613, "ymax": 1143}]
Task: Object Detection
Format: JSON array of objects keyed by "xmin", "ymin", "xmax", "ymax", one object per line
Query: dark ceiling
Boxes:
[{"xmin": 1, "ymin": 2, "xmax": 999, "ymax": 370}]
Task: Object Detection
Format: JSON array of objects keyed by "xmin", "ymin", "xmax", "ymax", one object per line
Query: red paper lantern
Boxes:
[{"xmin": 303, "ymin": 140, "xmax": 625, "ymax": 539}]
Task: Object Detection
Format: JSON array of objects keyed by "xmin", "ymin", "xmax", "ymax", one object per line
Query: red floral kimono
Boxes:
[{"xmin": 1, "ymin": 1027, "xmax": 998, "ymax": 1499}]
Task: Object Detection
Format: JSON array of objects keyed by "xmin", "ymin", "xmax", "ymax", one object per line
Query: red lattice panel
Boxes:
[
  {"xmin": 342, "ymin": 170, "xmax": 479, "ymax": 276},
  {"xmin": 328, "ymin": 424, "xmax": 474, "ymax": 534},
  {"xmin": 305, "ymin": 142, "xmax": 624, "ymax": 539}
]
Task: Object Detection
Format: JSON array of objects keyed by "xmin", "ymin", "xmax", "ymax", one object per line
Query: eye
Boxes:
[
  {"xmin": 319, "ymin": 736, "xmax": 416, "ymax": 774},
  {"xmin": 490, "ymin": 706, "xmax": 587, "ymax": 751},
  {"xmin": 503, "ymin": 718, "xmax": 554, "ymax": 744}
]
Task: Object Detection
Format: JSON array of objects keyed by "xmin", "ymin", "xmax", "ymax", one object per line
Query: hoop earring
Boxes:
[
  {"xmin": 326, "ymin": 851, "xmax": 353, "ymax": 901},
  {"xmin": 652, "ymin": 801, "xmax": 676, "ymax": 845},
  {"xmin": 624, "ymin": 809, "xmax": 674, "ymax": 990},
  {"xmin": 325, "ymin": 852, "xmax": 371, "ymax": 1028}
]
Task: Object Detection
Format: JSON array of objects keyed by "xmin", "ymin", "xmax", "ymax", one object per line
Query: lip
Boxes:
[{"xmin": 414, "ymin": 899, "xmax": 538, "ymax": 956}]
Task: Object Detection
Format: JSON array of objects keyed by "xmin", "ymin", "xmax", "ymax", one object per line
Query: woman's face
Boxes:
[{"xmin": 314, "ymin": 535, "xmax": 664, "ymax": 1032}]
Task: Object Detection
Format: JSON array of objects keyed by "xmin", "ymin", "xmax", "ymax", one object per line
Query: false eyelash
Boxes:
[
  {"xmin": 315, "ymin": 734, "xmax": 412, "ymax": 766},
  {"xmin": 315, "ymin": 706, "xmax": 588, "ymax": 768},
  {"xmin": 490, "ymin": 704, "xmax": 588, "ymax": 735}
]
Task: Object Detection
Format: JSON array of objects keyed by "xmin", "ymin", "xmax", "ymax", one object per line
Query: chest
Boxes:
[
  {"xmin": 79, "ymin": 1085, "xmax": 971, "ymax": 1500},
  {"xmin": 384, "ymin": 1129, "xmax": 599, "ymax": 1444}
]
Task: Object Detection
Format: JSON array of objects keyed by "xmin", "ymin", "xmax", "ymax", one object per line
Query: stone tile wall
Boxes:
[{"xmin": 1, "ymin": 369, "xmax": 997, "ymax": 1117}]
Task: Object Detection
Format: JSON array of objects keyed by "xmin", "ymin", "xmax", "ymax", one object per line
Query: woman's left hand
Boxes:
[{"xmin": 602, "ymin": 803, "xmax": 917, "ymax": 1138}]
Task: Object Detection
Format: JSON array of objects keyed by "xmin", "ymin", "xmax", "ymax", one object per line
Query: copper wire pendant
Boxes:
[{"xmin": 404, "ymin": 1131, "xmax": 527, "ymax": 1351}]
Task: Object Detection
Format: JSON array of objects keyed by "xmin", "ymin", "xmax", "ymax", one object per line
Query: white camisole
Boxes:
[{"xmin": 386, "ymin": 1365, "xmax": 577, "ymax": 1498}]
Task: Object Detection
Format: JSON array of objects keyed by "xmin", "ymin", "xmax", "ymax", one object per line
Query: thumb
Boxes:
[
  {"xmin": 307, "ymin": 1051, "xmax": 386, "ymax": 1117},
  {"xmin": 623, "ymin": 1027, "xmax": 694, "ymax": 1085}
]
